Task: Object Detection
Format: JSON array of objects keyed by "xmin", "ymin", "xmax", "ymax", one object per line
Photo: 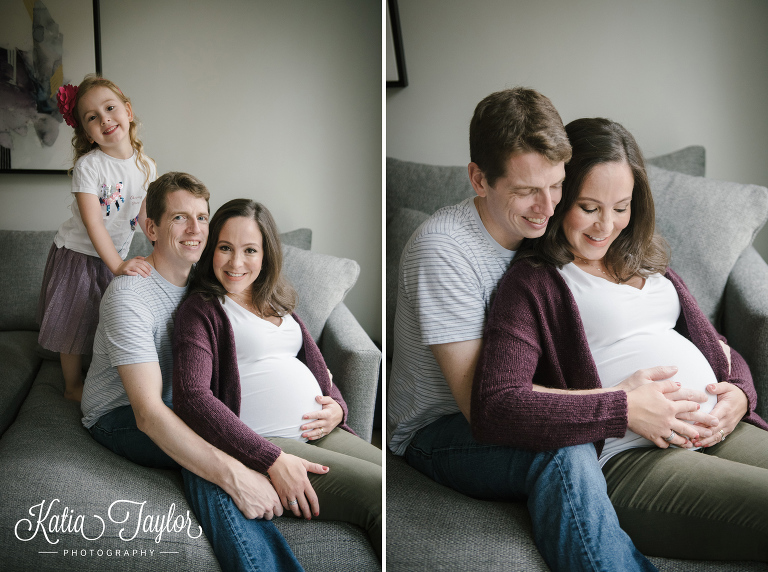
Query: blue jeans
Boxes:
[
  {"xmin": 405, "ymin": 413, "xmax": 657, "ymax": 572},
  {"xmin": 89, "ymin": 404, "xmax": 303, "ymax": 572}
]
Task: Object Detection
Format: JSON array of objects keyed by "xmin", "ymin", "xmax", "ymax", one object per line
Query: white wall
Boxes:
[
  {"xmin": 0, "ymin": 0, "xmax": 382, "ymax": 342},
  {"xmin": 387, "ymin": 0, "xmax": 768, "ymax": 261}
]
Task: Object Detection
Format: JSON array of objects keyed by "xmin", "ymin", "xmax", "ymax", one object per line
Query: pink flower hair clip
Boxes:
[{"xmin": 56, "ymin": 84, "xmax": 79, "ymax": 128}]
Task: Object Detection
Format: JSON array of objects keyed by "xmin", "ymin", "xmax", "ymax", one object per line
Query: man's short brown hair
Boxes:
[
  {"xmin": 146, "ymin": 172, "xmax": 210, "ymax": 224},
  {"xmin": 469, "ymin": 87, "xmax": 572, "ymax": 187}
]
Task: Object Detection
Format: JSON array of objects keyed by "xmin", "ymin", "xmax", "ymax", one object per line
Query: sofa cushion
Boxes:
[
  {"xmin": 0, "ymin": 360, "xmax": 222, "ymax": 571},
  {"xmin": 0, "ymin": 230, "xmax": 57, "ymax": 332},
  {"xmin": 386, "ymin": 157, "xmax": 474, "ymax": 216},
  {"xmin": 386, "ymin": 450, "xmax": 549, "ymax": 571},
  {"xmin": 280, "ymin": 228, "xmax": 313, "ymax": 251},
  {"xmin": 0, "ymin": 331, "xmax": 42, "ymax": 435},
  {"xmin": 0, "ymin": 360, "xmax": 380, "ymax": 571},
  {"xmin": 282, "ymin": 245, "xmax": 360, "ymax": 342},
  {"xmin": 646, "ymin": 145, "xmax": 705, "ymax": 177},
  {"xmin": 648, "ymin": 166, "xmax": 768, "ymax": 324},
  {"xmin": 385, "ymin": 208, "xmax": 429, "ymax": 357}
]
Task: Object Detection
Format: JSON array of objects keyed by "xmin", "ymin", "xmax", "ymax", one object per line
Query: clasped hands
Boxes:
[{"xmin": 621, "ymin": 363, "xmax": 747, "ymax": 449}]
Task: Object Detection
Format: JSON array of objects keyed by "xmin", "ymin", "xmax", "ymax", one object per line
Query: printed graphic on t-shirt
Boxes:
[{"xmin": 99, "ymin": 182, "xmax": 125, "ymax": 217}]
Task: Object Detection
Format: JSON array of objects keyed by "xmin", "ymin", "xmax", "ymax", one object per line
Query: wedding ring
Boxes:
[
  {"xmin": 288, "ymin": 500, "xmax": 298, "ymax": 506},
  {"xmin": 320, "ymin": 428, "xmax": 325, "ymax": 437},
  {"xmin": 664, "ymin": 431, "xmax": 676, "ymax": 443},
  {"xmin": 719, "ymin": 429, "xmax": 726, "ymax": 442}
]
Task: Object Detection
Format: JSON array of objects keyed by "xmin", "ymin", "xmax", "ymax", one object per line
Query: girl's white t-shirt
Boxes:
[
  {"xmin": 221, "ymin": 297, "xmax": 323, "ymax": 441},
  {"xmin": 558, "ymin": 263, "xmax": 718, "ymax": 467},
  {"xmin": 55, "ymin": 149, "xmax": 155, "ymax": 258}
]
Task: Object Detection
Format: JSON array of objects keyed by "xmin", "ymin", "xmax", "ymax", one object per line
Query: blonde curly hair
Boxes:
[{"xmin": 68, "ymin": 74, "xmax": 155, "ymax": 188}]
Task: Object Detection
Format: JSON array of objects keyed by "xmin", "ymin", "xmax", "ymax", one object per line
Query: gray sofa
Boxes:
[
  {"xmin": 0, "ymin": 228, "xmax": 382, "ymax": 571},
  {"xmin": 386, "ymin": 147, "xmax": 768, "ymax": 571}
]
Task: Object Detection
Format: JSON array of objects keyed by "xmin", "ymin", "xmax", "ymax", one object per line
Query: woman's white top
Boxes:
[
  {"xmin": 558, "ymin": 263, "xmax": 718, "ymax": 467},
  {"xmin": 221, "ymin": 297, "xmax": 322, "ymax": 441}
]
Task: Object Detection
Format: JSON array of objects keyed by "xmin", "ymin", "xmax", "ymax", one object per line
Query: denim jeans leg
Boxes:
[
  {"xmin": 526, "ymin": 443, "xmax": 657, "ymax": 572},
  {"xmin": 182, "ymin": 469, "xmax": 304, "ymax": 572},
  {"xmin": 87, "ymin": 404, "xmax": 178, "ymax": 469},
  {"xmin": 405, "ymin": 413, "xmax": 657, "ymax": 572}
]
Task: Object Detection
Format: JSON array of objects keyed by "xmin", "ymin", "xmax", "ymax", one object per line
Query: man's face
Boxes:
[
  {"xmin": 471, "ymin": 152, "xmax": 565, "ymax": 250},
  {"xmin": 147, "ymin": 190, "xmax": 210, "ymax": 266}
]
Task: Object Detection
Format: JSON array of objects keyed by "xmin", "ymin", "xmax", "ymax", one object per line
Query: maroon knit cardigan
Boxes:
[
  {"xmin": 173, "ymin": 292, "xmax": 354, "ymax": 473},
  {"xmin": 471, "ymin": 262, "xmax": 768, "ymax": 456}
]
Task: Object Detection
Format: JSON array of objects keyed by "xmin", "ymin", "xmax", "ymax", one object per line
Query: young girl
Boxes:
[{"xmin": 36, "ymin": 75, "xmax": 156, "ymax": 401}]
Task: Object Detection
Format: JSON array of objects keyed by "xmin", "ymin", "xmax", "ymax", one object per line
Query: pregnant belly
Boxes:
[
  {"xmin": 595, "ymin": 330, "xmax": 718, "ymax": 463},
  {"xmin": 238, "ymin": 357, "xmax": 323, "ymax": 441}
]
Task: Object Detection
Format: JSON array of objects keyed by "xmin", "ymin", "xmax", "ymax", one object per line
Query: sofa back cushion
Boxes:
[
  {"xmin": 0, "ymin": 228, "xmax": 315, "ymax": 333},
  {"xmin": 282, "ymin": 245, "xmax": 360, "ymax": 342},
  {"xmin": 385, "ymin": 208, "xmax": 428, "ymax": 355},
  {"xmin": 645, "ymin": 145, "xmax": 705, "ymax": 177},
  {"xmin": 386, "ymin": 158, "xmax": 474, "ymax": 216},
  {"xmin": 385, "ymin": 146, "xmax": 768, "ymax": 353},
  {"xmin": 648, "ymin": 166, "xmax": 768, "ymax": 323},
  {"xmin": 0, "ymin": 230, "xmax": 57, "ymax": 331}
]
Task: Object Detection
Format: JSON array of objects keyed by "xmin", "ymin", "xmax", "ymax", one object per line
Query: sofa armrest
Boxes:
[
  {"xmin": 319, "ymin": 303, "xmax": 381, "ymax": 442},
  {"xmin": 723, "ymin": 246, "xmax": 768, "ymax": 420}
]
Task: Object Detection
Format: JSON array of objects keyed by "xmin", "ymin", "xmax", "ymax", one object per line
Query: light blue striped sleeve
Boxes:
[
  {"xmin": 101, "ymin": 287, "xmax": 159, "ymax": 367},
  {"xmin": 401, "ymin": 232, "xmax": 486, "ymax": 347}
]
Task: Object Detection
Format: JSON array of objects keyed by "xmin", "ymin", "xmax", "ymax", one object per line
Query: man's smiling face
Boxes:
[
  {"xmin": 150, "ymin": 190, "xmax": 210, "ymax": 266},
  {"xmin": 472, "ymin": 151, "xmax": 565, "ymax": 250}
]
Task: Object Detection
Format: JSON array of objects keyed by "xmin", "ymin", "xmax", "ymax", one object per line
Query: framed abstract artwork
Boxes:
[{"xmin": 0, "ymin": 0, "xmax": 101, "ymax": 174}]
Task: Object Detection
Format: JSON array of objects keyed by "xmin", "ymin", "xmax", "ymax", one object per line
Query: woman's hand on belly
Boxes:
[
  {"xmin": 693, "ymin": 382, "xmax": 748, "ymax": 448},
  {"xmin": 267, "ymin": 452, "xmax": 330, "ymax": 519},
  {"xmin": 627, "ymin": 378, "xmax": 708, "ymax": 448},
  {"xmin": 301, "ymin": 396, "xmax": 343, "ymax": 440}
]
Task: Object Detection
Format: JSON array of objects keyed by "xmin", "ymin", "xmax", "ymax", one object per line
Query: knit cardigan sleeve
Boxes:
[
  {"xmin": 471, "ymin": 263, "xmax": 629, "ymax": 452},
  {"xmin": 668, "ymin": 269, "xmax": 768, "ymax": 431},
  {"xmin": 172, "ymin": 294, "xmax": 282, "ymax": 473}
]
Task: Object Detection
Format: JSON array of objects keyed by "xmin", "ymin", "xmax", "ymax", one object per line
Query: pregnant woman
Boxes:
[
  {"xmin": 172, "ymin": 199, "xmax": 381, "ymax": 564},
  {"xmin": 472, "ymin": 117, "xmax": 768, "ymax": 561}
]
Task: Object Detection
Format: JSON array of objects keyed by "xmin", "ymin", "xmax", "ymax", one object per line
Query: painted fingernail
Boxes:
[
  {"xmin": 675, "ymin": 381, "xmax": 681, "ymax": 386},
  {"xmin": 314, "ymin": 511, "xmax": 319, "ymax": 516}
]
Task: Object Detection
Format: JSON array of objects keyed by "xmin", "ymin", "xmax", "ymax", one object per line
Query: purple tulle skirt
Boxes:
[{"xmin": 36, "ymin": 243, "xmax": 114, "ymax": 355}]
